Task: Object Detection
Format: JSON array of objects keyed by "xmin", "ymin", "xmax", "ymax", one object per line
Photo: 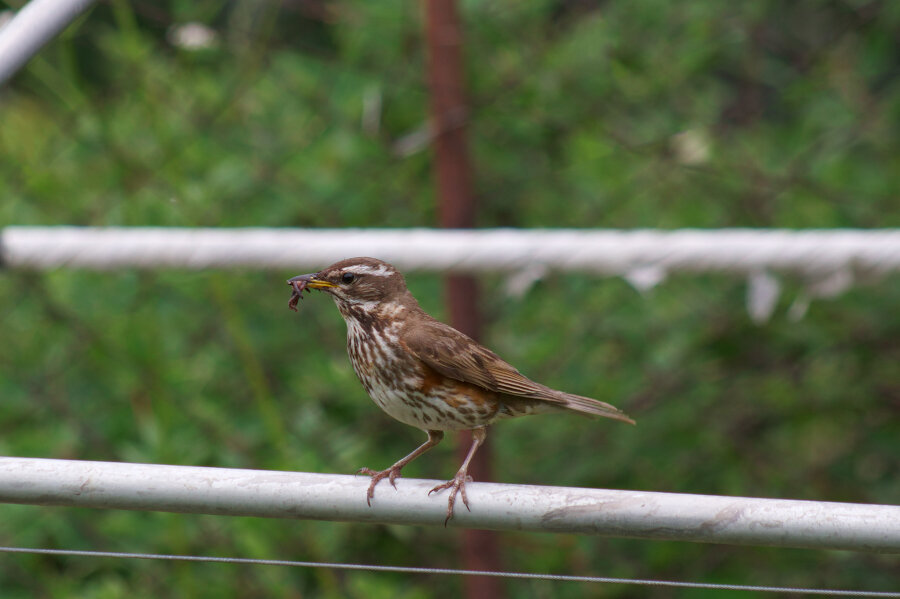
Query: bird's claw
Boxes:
[
  {"xmin": 357, "ymin": 466, "xmax": 403, "ymax": 506},
  {"xmin": 429, "ymin": 472, "xmax": 471, "ymax": 526}
]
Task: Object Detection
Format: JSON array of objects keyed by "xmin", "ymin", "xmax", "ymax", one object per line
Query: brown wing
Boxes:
[{"xmin": 402, "ymin": 318, "xmax": 634, "ymax": 424}]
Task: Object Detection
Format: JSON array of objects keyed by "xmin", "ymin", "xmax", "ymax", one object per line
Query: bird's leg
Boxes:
[
  {"xmin": 358, "ymin": 430, "xmax": 444, "ymax": 506},
  {"xmin": 428, "ymin": 426, "xmax": 487, "ymax": 525}
]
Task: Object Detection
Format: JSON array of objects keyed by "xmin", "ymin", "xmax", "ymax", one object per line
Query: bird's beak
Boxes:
[{"xmin": 287, "ymin": 273, "xmax": 337, "ymax": 289}]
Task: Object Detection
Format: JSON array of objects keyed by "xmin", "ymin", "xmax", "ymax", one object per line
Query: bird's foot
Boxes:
[
  {"xmin": 428, "ymin": 472, "xmax": 474, "ymax": 526},
  {"xmin": 357, "ymin": 466, "xmax": 403, "ymax": 506}
]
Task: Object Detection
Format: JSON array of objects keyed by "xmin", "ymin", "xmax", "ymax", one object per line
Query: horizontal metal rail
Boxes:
[
  {"xmin": 1, "ymin": 458, "xmax": 897, "ymax": 553},
  {"xmin": 0, "ymin": 0, "xmax": 97, "ymax": 86},
  {"xmin": 2, "ymin": 227, "xmax": 899, "ymax": 277}
]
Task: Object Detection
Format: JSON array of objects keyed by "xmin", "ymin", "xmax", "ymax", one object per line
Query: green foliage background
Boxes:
[{"xmin": 1, "ymin": 0, "xmax": 898, "ymax": 596}]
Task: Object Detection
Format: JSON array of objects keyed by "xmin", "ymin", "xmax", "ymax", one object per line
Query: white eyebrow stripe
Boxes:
[{"xmin": 344, "ymin": 264, "xmax": 395, "ymax": 277}]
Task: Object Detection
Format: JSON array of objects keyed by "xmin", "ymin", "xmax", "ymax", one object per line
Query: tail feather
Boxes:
[{"xmin": 555, "ymin": 391, "xmax": 636, "ymax": 425}]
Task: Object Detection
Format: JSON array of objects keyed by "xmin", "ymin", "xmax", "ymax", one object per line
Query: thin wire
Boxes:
[{"xmin": 0, "ymin": 546, "xmax": 896, "ymax": 597}]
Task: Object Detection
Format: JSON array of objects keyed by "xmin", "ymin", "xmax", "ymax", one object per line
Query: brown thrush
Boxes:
[{"xmin": 288, "ymin": 257, "xmax": 634, "ymax": 523}]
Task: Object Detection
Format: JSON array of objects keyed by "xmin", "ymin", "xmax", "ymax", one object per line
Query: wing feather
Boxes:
[{"xmin": 402, "ymin": 319, "xmax": 634, "ymax": 424}]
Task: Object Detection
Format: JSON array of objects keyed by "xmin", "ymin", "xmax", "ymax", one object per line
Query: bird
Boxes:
[{"xmin": 287, "ymin": 257, "xmax": 634, "ymax": 523}]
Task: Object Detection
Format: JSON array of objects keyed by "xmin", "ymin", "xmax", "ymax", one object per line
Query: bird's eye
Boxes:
[{"xmin": 341, "ymin": 272, "xmax": 356, "ymax": 284}]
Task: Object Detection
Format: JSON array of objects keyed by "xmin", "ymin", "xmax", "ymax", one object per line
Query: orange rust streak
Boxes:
[
  {"xmin": 417, "ymin": 362, "xmax": 497, "ymax": 410},
  {"xmin": 419, "ymin": 363, "xmax": 446, "ymax": 396},
  {"xmin": 443, "ymin": 381, "xmax": 493, "ymax": 409},
  {"xmin": 443, "ymin": 392, "xmax": 466, "ymax": 409}
]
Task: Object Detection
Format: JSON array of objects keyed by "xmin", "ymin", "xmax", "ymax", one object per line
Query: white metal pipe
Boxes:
[
  {"xmin": 0, "ymin": 0, "xmax": 97, "ymax": 86},
  {"xmin": 0, "ymin": 458, "xmax": 897, "ymax": 552},
  {"xmin": 2, "ymin": 226, "xmax": 899, "ymax": 277}
]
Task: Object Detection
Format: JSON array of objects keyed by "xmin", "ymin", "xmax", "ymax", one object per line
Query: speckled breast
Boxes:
[{"xmin": 343, "ymin": 315, "xmax": 500, "ymax": 431}]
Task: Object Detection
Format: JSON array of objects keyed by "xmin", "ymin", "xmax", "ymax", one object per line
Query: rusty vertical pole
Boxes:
[{"xmin": 424, "ymin": 1, "xmax": 504, "ymax": 597}]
